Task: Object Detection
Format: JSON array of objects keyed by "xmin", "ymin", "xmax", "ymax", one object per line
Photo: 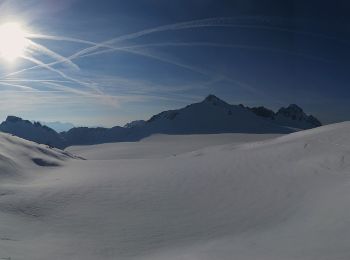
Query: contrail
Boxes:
[
  {"xmin": 21, "ymin": 55, "xmax": 76, "ymax": 82},
  {"xmin": 0, "ymin": 79, "xmax": 72, "ymax": 83},
  {"xmin": 28, "ymin": 33, "xmax": 101, "ymax": 46},
  {"xmin": 0, "ymin": 79, "xmax": 111, "ymax": 103},
  {"xmin": 18, "ymin": 42, "xmax": 267, "ymax": 97},
  {"xmin": 20, "ymin": 55, "xmax": 104, "ymax": 95},
  {"xmin": 0, "ymin": 70, "xmax": 90, "ymax": 96},
  {"xmin": 43, "ymin": 81, "xmax": 120, "ymax": 106},
  {"xmin": 79, "ymin": 44, "xmax": 329, "ymax": 100},
  {"xmin": 0, "ymin": 81, "xmax": 36, "ymax": 90},
  {"xmin": 6, "ymin": 16, "xmax": 339, "ymax": 80},
  {"xmin": 0, "ymin": 16, "xmax": 336, "ymax": 104},
  {"xmin": 42, "ymin": 81, "xmax": 100, "ymax": 98},
  {"xmin": 72, "ymin": 17, "xmax": 341, "ymax": 60},
  {"xmin": 28, "ymin": 40, "xmax": 80, "ymax": 70},
  {"xmin": 5, "ymin": 40, "xmax": 326, "ymax": 100},
  {"xmin": 116, "ymin": 48, "xmax": 262, "ymax": 95},
  {"xmin": 81, "ymin": 42, "xmax": 332, "ymax": 63}
]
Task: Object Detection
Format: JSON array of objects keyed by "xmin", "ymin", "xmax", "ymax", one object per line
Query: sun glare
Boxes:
[{"xmin": 0, "ymin": 22, "xmax": 29, "ymax": 63}]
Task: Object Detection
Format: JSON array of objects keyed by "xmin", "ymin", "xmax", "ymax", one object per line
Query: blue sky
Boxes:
[{"xmin": 0, "ymin": 0, "xmax": 349, "ymax": 126}]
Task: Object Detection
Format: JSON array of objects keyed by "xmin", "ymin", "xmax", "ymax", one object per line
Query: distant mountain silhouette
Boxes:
[
  {"xmin": 246, "ymin": 104, "xmax": 321, "ymax": 129},
  {"xmin": 0, "ymin": 116, "xmax": 66, "ymax": 149},
  {"xmin": 0, "ymin": 95, "xmax": 322, "ymax": 148},
  {"xmin": 124, "ymin": 120, "xmax": 146, "ymax": 128}
]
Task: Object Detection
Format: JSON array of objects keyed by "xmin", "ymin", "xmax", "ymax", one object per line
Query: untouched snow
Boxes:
[
  {"xmin": 67, "ymin": 133, "xmax": 281, "ymax": 160},
  {"xmin": 0, "ymin": 123, "xmax": 350, "ymax": 259},
  {"xmin": 0, "ymin": 132, "xmax": 73, "ymax": 179}
]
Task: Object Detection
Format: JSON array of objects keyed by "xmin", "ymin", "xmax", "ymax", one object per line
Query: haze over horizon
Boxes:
[{"xmin": 0, "ymin": 0, "xmax": 349, "ymax": 127}]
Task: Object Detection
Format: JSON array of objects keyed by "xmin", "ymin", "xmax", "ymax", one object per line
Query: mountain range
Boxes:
[{"xmin": 0, "ymin": 95, "xmax": 322, "ymax": 148}]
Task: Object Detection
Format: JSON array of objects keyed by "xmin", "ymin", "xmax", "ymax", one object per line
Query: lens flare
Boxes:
[{"xmin": 0, "ymin": 22, "xmax": 29, "ymax": 63}]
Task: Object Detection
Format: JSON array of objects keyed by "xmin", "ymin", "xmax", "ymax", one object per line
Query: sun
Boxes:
[{"xmin": 0, "ymin": 22, "xmax": 29, "ymax": 63}]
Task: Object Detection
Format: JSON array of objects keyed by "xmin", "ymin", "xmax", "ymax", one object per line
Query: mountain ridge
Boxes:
[{"xmin": 0, "ymin": 95, "xmax": 322, "ymax": 148}]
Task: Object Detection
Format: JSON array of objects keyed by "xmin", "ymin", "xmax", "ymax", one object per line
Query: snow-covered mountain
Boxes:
[
  {"xmin": 139, "ymin": 94, "xmax": 293, "ymax": 135},
  {"xmin": 61, "ymin": 95, "xmax": 296, "ymax": 146},
  {"xmin": 0, "ymin": 95, "xmax": 322, "ymax": 148}
]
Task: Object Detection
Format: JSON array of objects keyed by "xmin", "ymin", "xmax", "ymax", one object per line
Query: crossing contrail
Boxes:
[
  {"xmin": 68, "ymin": 17, "xmax": 338, "ymax": 60},
  {"xmin": 28, "ymin": 40, "xmax": 80, "ymax": 70},
  {"xmin": 4, "ymin": 16, "xmax": 338, "ymax": 80},
  {"xmin": 20, "ymin": 55, "xmax": 104, "ymax": 95},
  {"xmin": 0, "ymin": 16, "xmax": 338, "ymax": 104},
  {"xmin": 81, "ymin": 42, "xmax": 332, "ymax": 63}
]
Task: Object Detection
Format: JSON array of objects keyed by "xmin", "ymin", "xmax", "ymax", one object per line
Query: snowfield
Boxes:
[
  {"xmin": 67, "ymin": 133, "xmax": 281, "ymax": 160},
  {"xmin": 0, "ymin": 123, "xmax": 350, "ymax": 259}
]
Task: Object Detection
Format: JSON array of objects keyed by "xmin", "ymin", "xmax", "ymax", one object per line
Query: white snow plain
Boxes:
[{"xmin": 0, "ymin": 124, "xmax": 350, "ymax": 259}]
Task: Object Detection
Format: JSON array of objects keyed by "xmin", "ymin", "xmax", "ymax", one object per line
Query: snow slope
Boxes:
[
  {"xmin": 0, "ymin": 123, "xmax": 349, "ymax": 259},
  {"xmin": 0, "ymin": 132, "xmax": 74, "ymax": 179}
]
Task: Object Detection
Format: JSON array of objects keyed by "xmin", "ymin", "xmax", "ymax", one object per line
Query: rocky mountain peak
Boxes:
[{"xmin": 203, "ymin": 94, "xmax": 228, "ymax": 106}]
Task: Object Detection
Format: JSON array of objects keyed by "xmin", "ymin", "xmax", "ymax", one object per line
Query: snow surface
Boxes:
[
  {"xmin": 67, "ymin": 133, "xmax": 281, "ymax": 160},
  {"xmin": 0, "ymin": 132, "xmax": 73, "ymax": 179},
  {"xmin": 0, "ymin": 123, "xmax": 350, "ymax": 259}
]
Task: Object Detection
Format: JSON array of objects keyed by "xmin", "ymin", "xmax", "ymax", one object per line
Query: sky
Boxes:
[{"xmin": 0, "ymin": 0, "xmax": 349, "ymax": 127}]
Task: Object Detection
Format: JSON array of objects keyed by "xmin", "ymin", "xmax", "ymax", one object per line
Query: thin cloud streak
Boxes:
[
  {"xmin": 0, "ymin": 81, "xmax": 35, "ymax": 90},
  {"xmin": 82, "ymin": 42, "xmax": 333, "ymax": 63},
  {"xmin": 4, "ymin": 16, "xmax": 338, "ymax": 81},
  {"xmin": 19, "ymin": 55, "xmax": 106, "ymax": 97},
  {"xmin": 0, "ymin": 16, "xmax": 337, "ymax": 112},
  {"xmin": 28, "ymin": 40, "xmax": 80, "ymax": 70},
  {"xmin": 67, "ymin": 17, "xmax": 340, "ymax": 61}
]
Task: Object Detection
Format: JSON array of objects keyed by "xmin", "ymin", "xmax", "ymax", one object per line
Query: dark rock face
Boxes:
[
  {"xmin": 250, "ymin": 107, "xmax": 275, "ymax": 119},
  {"xmin": 247, "ymin": 104, "xmax": 321, "ymax": 129},
  {"xmin": 124, "ymin": 120, "xmax": 146, "ymax": 128},
  {"xmin": 277, "ymin": 104, "xmax": 305, "ymax": 121},
  {"xmin": 5, "ymin": 116, "xmax": 24, "ymax": 123},
  {"xmin": 61, "ymin": 126, "xmax": 129, "ymax": 146},
  {"xmin": 307, "ymin": 115, "xmax": 322, "ymax": 127},
  {"xmin": 276, "ymin": 104, "xmax": 322, "ymax": 128},
  {"xmin": 0, "ymin": 116, "xmax": 66, "ymax": 149},
  {"xmin": 203, "ymin": 94, "xmax": 229, "ymax": 106},
  {"xmin": 148, "ymin": 111, "xmax": 179, "ymax": 122}
]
